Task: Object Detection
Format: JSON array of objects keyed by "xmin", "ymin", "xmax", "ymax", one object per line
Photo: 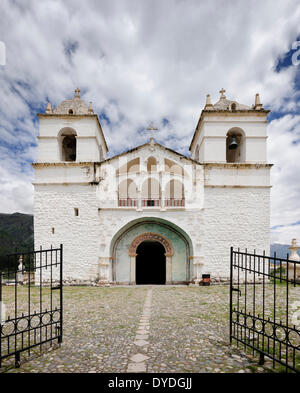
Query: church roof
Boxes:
[
  {"xmin": 49, "ymin": 89, "xmax": 94, "ymax": 115},
  {"xmin": 204, "ymin": 89, "xmax": 254, "ymax": 112},
  {"xmin": 209, "ymin": 98, "xmax": 251, "ymax": 111}
]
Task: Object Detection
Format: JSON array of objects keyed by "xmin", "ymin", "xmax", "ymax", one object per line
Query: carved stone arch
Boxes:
[{"xmin": 129, "ymin": 232, "xmax": 174, "ymax": 257}]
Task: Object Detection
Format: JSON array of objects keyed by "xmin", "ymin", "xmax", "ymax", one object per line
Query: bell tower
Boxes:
[
  {"xmin": 189, "ymin": 89, "xmax": 272, "ymax": 278},
  {"xmin": 190, "ymin": 89, "xmax": 268, "ymax": 164},
  {"xmin": 36, "ymin": 88, "xmax": 108, "ymax": 164},
  {"xmin": 33, "ymin": 89, "xmax": 109, "ymax": 283}
]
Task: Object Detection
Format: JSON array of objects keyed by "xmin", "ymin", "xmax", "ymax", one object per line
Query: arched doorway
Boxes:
[
  {"xmin": 110, "ymin": 218, "xmax": 194, "ymax": 285},
  {"xmin": 136, "ymin": 241, "xmax": 166, "ymax": 284}
]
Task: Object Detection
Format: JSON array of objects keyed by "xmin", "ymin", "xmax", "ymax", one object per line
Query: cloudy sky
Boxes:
[{"xmin": 0, "ymin": 0, "xmax": 299, "ymax": 244}]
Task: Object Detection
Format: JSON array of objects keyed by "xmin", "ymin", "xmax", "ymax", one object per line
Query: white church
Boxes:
[{"xmin": 33, "ymin": 88, "xmax": 272, "ymax": 285}]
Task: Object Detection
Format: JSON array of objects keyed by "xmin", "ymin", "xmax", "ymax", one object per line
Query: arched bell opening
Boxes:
[
  {"xmin": 226, "ymin": 128, "xmax": 245, "ymax": 163},
  {"xmin": 58, "ymin": 127, "xmax": 77, "ymax": 162}
]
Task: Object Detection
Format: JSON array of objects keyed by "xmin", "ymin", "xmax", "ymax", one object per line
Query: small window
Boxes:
[
  {"xmin": 69, "ymin": 109, "xmax": 74, "ymax": 114},
  {"xmin": 74, "ymin": 208, "xmax": 79, "ymax": 216},
  {"xmin": 51, "ymin": 228, "xmax": 55, "ymax": 234}
]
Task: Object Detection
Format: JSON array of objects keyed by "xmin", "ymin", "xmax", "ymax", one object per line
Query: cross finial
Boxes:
[
  {"xmin": 219, "ymin": 88, "xmax": 226, "ymax": 99},
  {"xmin": 146, "ymin": 122, "xmax": 158, "ymax": 140},
  {"xmin": 74, "ymin": 88, "xmax": 81, "ymax": 98}
]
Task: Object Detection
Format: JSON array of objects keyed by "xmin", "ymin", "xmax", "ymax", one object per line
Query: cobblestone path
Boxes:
[{"xmin": 2, "ymin": 285, "xmax": 297, "ymax": 373}]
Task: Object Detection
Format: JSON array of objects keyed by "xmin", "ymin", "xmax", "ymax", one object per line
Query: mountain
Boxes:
[
  {"xmin": 270, "ymin": 243, "xmax": 300, "ymax": 260},
  {"xmin": 0, "ymin": 213, "xmax": 33, "ymax": 269}
]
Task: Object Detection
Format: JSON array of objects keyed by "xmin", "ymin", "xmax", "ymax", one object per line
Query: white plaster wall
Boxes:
[
  {"xmin": 76, "ymin": 137, "xmax": 100, "ymax": 162},
  {"xmin": 203, "ymin": 138, "xmax": 226, "ymax": 162},
  {"xmin": 202, "ymin": 187, "xmax": 270, "ymax": 278},
  {"xmin": 34, "ymin": 163, "xmax": 98, "ymax": 185},
  {"xmin": 37, "ymin": 137, "xmax": 60, "ymax": 162},
  {"xmin": 246, "ymin": 137, "xmax": 267, "ymax": 162},
  {"xmin": 34, "ymin": 184, "xmax": 100, "ymax": 282},
  {"xmin": 204, "ymin": 165, "xmax": 271, "ymax": 187}
]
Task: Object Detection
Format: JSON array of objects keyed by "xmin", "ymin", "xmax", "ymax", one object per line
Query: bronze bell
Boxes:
[{"xmin": 229, "ymin": 136, "xmax": 238, "ymax": 150}]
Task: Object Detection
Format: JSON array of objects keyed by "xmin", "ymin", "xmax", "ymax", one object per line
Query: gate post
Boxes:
[
  {"xmin": 58, "ymin": 244, "xmax": 63, "ymax": 344},
  {"xmin": 229, "ymin": 246, "xmax": 233, "ymax": 344}
]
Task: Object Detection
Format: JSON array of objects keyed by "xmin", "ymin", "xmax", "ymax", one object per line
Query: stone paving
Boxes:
[{"xmin": 1, "ymin": 284, "xmax": 299, "ymax": 373}]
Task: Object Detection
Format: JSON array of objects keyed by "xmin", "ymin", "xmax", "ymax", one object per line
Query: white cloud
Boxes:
[
  {"xmin": 271, "ymin": 224, "xmax": 300, "ymax": 245},
  {"xmin": 268, "ymin": 114, "xmax": 300, "ymax": 243},
  {"xmin": 0, "ymin": 0, "xmax": 300, "ymax": 244}
]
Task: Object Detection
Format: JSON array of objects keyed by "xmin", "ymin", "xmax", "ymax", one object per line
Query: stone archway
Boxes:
[
  {"xmin": 110, "ymin": 217, "xmax": 194, "ymax": 285},
  {"xmin": 128, "ymin": 232, "xmax": 174, "ymax": 284}
]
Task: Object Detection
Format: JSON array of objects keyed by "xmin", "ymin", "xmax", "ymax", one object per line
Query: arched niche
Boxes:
[
  {"xmin": 117, "ymin": 158, "xmax": 140, "ymax": 176},
  {"xmin": 165, "ymin": 179, "xmax": 185, "ymax": 206},
  {"xmin": 58, "ymin": 127, "xmax": 77, "ymax": 162},
  {"xmin": 118, "ymin": 179, "xmax": 138, "ymax": 206},
  {"xmin": 147, "ymin": 157, "xmax": 157, "ymax": 172},
  {"xmin": 164, "ymin": 158, "xmax": 184, "ymax": 176},
  {"xmin": 141, "ymin": 177, "xmax": 161, "ymax": 206},
  {"xmin": 226, "ymin": 127, "xmax": 245, "ymax": 163}
]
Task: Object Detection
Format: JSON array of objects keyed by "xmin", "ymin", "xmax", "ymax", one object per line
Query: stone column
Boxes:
[
  {"xmin": 288, "ymin": 239, "xmax": 300, "ymax": 280},
  {"xmin": 115, "ymin": 189, "xmax": 119, "ymax": 207},
  {"xmin": 192, "ymin": 256, "xmax": 204, "ymax": 284},
  {"xmin": 137, "ymin": 189, "xmax": 142, "ymax": 211},
  {"xmin": 98, "ymin": 257, "xmax": 110, "ymax": 286},
  {"xmin": 160, "ymin": 189, "xmax": 166, "ymax": 211},
  {"xmin": 165, "ymin": 256, "xmax": 172, "ymax": 284},
  {"xmin": 130, "ymin": 255, "xmax": 136, "ymax": 284}
]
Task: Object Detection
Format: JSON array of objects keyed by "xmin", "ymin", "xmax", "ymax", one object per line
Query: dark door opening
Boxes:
[{"xmin": 136, "ymin": 241, "xmax": 166, "ymax": 284}]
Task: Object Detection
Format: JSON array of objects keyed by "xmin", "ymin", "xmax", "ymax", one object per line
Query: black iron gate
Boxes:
[
  {"xmin": 0, "ymin": 245, "xmax": 63, "ymax": 369},
  {"xmin": 230, "ymin": 247, "xmax": 300, "ymax": 372}
]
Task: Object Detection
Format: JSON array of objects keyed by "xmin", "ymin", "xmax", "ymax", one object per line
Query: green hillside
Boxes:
[{"xmin": 0, "ymin": 212, "xmax": 33, "ymax": 270}]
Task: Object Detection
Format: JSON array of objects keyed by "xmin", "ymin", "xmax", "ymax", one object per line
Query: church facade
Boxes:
[{"xmin": 33, "ymin": 89, "xmax": 272, "ymax": 285}]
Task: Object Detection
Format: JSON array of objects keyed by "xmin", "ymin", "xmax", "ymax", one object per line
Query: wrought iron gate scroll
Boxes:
[
  {"xmin": 230, "ymin": 247, "xmax": 300, "ymax": 373},
  {"xmin": 0, "ymin": 245, "xmax": 63, "ymax": 369}
]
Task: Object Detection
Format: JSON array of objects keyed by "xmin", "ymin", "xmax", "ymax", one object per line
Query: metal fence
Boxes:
[
  {"xmin": 230, "ymin": 247, "xmax": 300, "ymax": 373},
  {"xmin": 0, "ymin": 245, "xmax": 63, "ymax": 369}
]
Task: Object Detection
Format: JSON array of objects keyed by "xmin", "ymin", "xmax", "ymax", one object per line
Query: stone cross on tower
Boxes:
[
  {"xmin": 74, "ymin": 88, "xmax": 81, "ymax": 98},
  {"xmin": 146, "ymin": 123, "xmax": 158, "ymax": 140},
  {"xmin": 219, "ymin": 88, "xmax": 226, "ymax": 99}
]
